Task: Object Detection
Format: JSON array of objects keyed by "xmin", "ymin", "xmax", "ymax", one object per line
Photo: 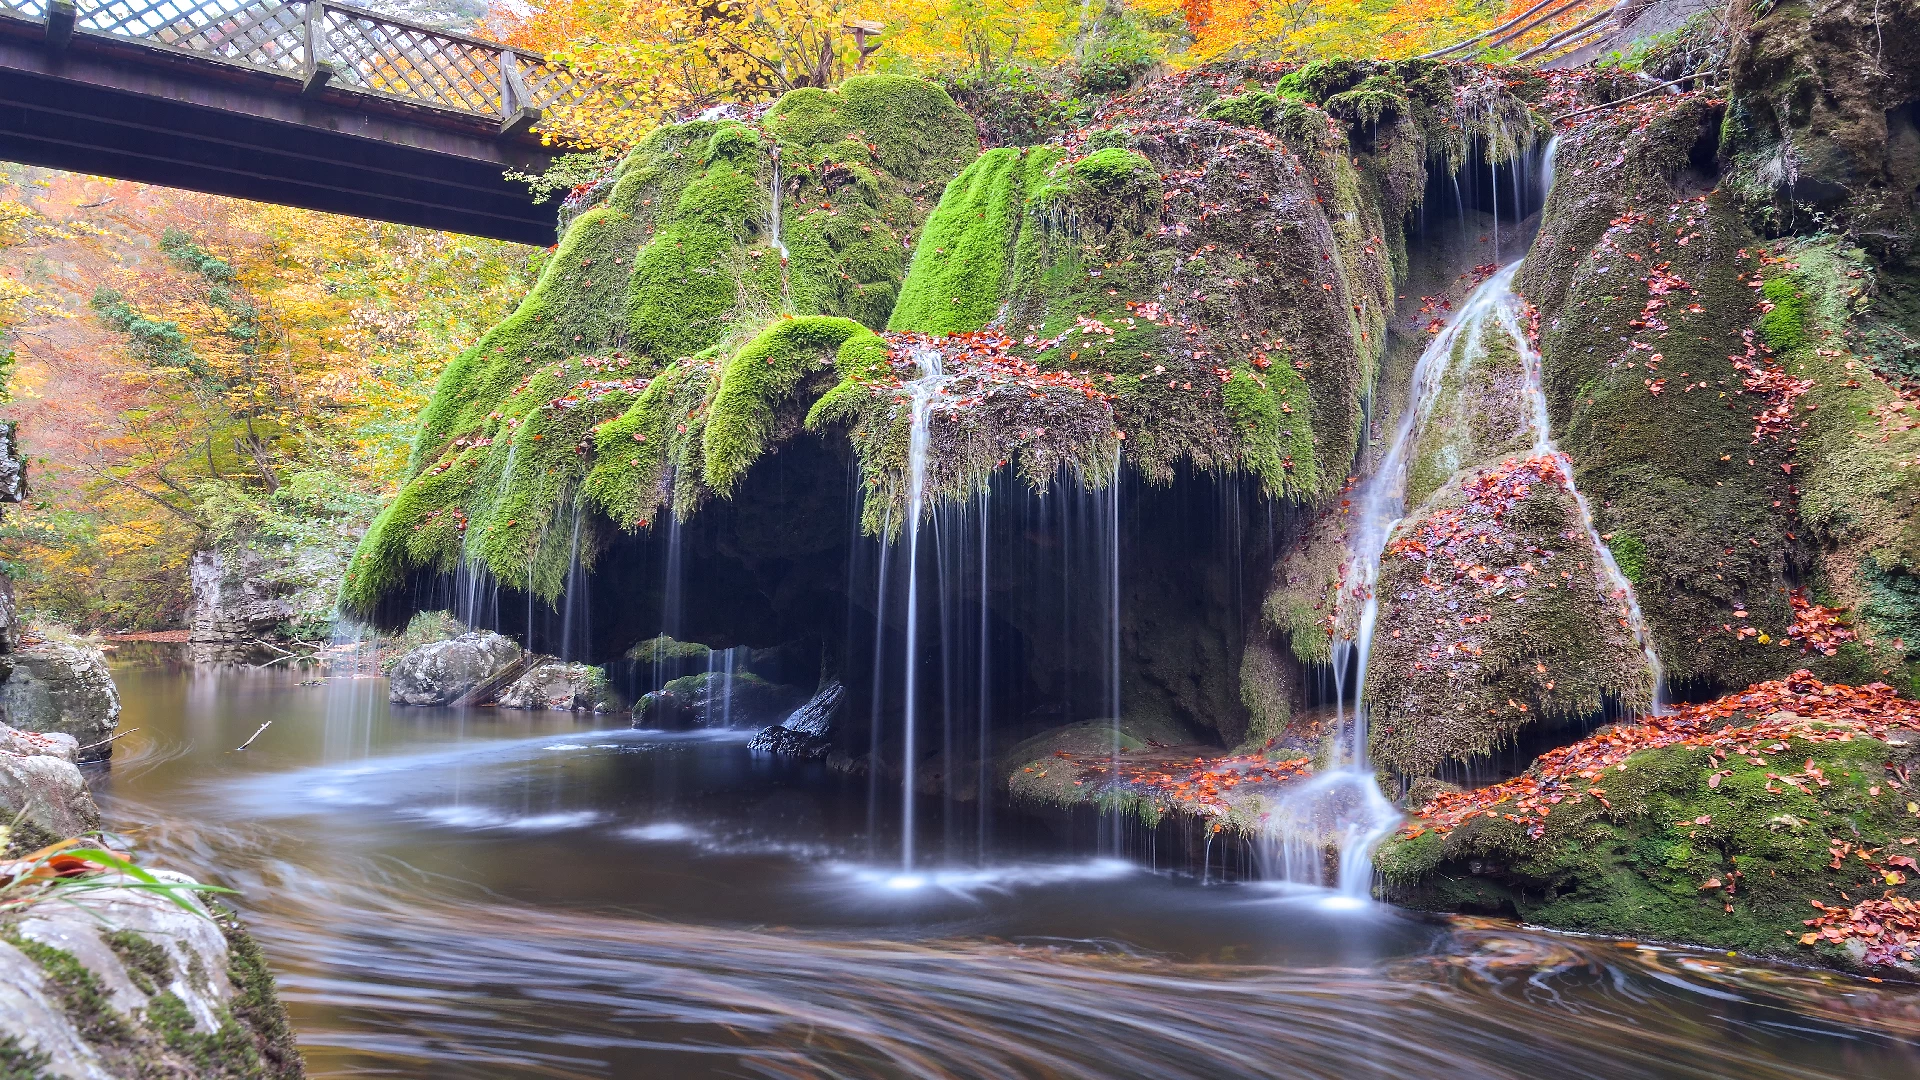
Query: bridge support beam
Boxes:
[{"xmin": 0, "ymin": 20, "xmax": 558, "ymax": 245}]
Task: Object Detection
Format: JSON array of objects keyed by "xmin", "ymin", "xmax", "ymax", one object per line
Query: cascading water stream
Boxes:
[
  {"xmin": 1266, "ymin": 274, "xmax": 1518, "ymax": 901},
  {"xmin": 1274, "ymin": 260, "xmax": 1673, "ymax": 901},
  {"xmin": 898, "ymin": 342, "xmax": 949, "ymax": 872}
]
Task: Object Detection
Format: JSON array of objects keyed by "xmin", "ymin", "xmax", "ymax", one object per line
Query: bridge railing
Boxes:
[{"xmin": 0, "ymin": 0, "xmax": 602, "ymax": 132}]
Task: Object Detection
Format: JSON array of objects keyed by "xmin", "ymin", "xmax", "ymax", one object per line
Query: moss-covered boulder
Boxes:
[
  {"xmin": 1378, "ymin": 672, "xmax": 1920, "ymax": 974},
  {"xmin": 1366, "ymin": 457, "xmax": 1655, "ymax": 777},
  {"xmin": 1, "ymin": 888, "xmax": 302, "ymax": 1078}
]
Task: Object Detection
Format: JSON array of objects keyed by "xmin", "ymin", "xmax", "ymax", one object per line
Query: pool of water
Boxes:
[{"xmin": 89, "ymin": 654, "xmax": 1920, "ymax": 1079}]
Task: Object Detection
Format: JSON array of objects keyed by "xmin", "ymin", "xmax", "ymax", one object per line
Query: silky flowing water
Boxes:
[{"xmin": 85, "ymin": 654, "xmax": 1920, "ymax": 1079}]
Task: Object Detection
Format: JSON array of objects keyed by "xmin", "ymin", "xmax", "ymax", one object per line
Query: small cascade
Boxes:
[
  {"xmin": 1263, "ymin": 280, "xmax": 1518, "ymax": 900},
  {"xmin": 898, "ymin": 342, "xmax": 949, "ymax": 871}
]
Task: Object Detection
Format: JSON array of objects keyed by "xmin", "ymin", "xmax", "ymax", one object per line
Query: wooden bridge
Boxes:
[{"xmin": 0, "ymin": 0, "xmax": 605, "ymax": 244}]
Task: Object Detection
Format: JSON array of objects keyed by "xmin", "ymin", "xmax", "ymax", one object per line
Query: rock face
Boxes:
[
  {"xmin": 747, "ymin": 681, "xmax": 845, "ymax": 758},
  {"xmin": 387, "ymin": 631, "xmax": 522, "ymax": 706},
  {"xmin": 189, "ymin": 541, "xmax": 343, "ymax": 664},
  {"xmin": 496, "ymin": 661, "xmax": 620, "ymax": 712},
  {"xmin": 0, "ymin": 640, "xmax": 120, "ymax": 762},
  {"xmin": 0, "ymin": 882, "xmax": 304, "ymax": 1078},
  {"xmin": 188, "ymin": 548, "xmax": 297, "ymax": 664}
]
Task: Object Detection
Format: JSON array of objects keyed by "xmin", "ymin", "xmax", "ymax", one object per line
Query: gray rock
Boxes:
[
  {"xmin": 189, "ymin": 549, "xmax": 296, "ymax": 663},
  {"xmin": 0, "ymin": 872, "xmax": 304, "ymax": 1078},
  {"xmin": 388, "ymin": 631, "xmax": 522, "ymax": 706},
  {"xmin": 0, "ymin": 724, "xmax": 77, "ymax": 764},
  {"xmin": 0, "ymin": 640, "xmax": 120, "ymax": 760},
  {"xmin": 496, "ymin": 660, "xmax": 620, "ymax": 713},
  {"xmin": 0, "ymin": 420, "xmax": 27, "ymax": 506}
]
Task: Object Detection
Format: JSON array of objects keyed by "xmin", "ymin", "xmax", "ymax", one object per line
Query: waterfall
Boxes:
[
  {"xmin": 899, "ymin": 342, "xmax": 948, "ymax": 871},
  {"xmin": 1271, "ymin": 260, "xmax": 1670, "ymax": 900}
]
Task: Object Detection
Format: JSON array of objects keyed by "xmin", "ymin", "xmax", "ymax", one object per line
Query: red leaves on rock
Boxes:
[
  {"xmin": 1785, "ymin": 590, "xmax": 1860, "ymax": 658},
  {"xmin": 1801, "ymin": 894, "xmax": 1920, "ymax": 966},
  {"xmin": 1406, "ymin": 672, "xmax": 1920, "ymax": 843}
]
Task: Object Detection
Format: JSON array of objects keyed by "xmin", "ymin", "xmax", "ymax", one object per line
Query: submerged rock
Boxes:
[
  {"xmin": 0, "ymin": 880, "xmax": 304, "ymax": 1078},
  {"xmin": 496, "ymin": 660, "xmax": 621, "ymax": 713},
  {"xmin": 387, "ymin": 632, "xmax": 522, "ymax": 706},
  {"xmin": 0, "ymin": 639, "xmax": 120, "ymax": 762},
  {"xmin": 637, "ymin": 671, "xmax": 807, "ymax": 730},
  {"xmin": 747, "ymin": 680, "xmax": 844, "ymax": 758}
]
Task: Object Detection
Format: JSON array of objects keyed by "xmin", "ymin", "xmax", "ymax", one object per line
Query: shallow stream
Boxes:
[{"xmin": 92, "ymin": 654, "xmax": 1920, "ymax": 1079}]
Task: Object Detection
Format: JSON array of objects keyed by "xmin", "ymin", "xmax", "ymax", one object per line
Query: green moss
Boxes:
[
  {"xmin": 1758, "ymin": 275, "xmax": 1807, "ymax": 352},
  {"xmin": 1610, "ymin": 534, "xmax": 1649, "ymax": 585},
  {"xmin": 627, "ymin": 635, "xmax": 711, "ymax": 662},
  {"xmin": 105, "ymin": 930, "xmax": 169, "ymax": 996},
  {"xmin": 147, "ymin": 990, "xmax": 264, "ymax": 1078},
  {"xmin": 3, "ymin": 929, "xmax": 128, "ymax": 1043},
  {"xmin": 1221, "ymin": 366, "xmax": 1319, "ymax": 498},
  {"xmin": 343, "ymin": 76, "xmax": 975, "ymax": 615},
  {"xmin": 1202, "ymin": 89, "xmax": 1284, "ymax": 131},
  {"xmin": 889, "ymin": 146, "xmax": 1063, "ymax": 334},
  {"xmin": 0, "ymin": 1034, "xmax": 50, "ymax": 1080},
  {"xmin": 1325, "ymin": 73, "xmax": 1410, "ymax": 127},
  {"xmin": 703, "ymin": 317, "xmax": 877, "ymax": 494},
  {"xmin": 216, "ymin": 904, "xmax": 302, "ymax": 1079}
]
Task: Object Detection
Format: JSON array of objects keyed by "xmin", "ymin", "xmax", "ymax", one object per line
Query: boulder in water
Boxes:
[
  {"xmin": 747, "ymin": 680, "xmax": 844, "ymax": 758},
  {"xmin": 636, "ymin": 671, "xmax": 806, "ymax": 729},
  {"xmin": 1, "ymin": 638, "xmax": 121, "ymax": 761},
  {"xmin": 387, "ymin": 632, "xmax": 522, "ymax": 706},
  {"xmin": 496, "ymin": 660, "xmax": 621, "ymax": 713}
]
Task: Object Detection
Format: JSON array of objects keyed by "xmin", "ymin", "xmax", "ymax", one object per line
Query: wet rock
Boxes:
[
  {"xmin": 636, "ymin": 671, "xmax": 807, "ymax": 730},
  {"xmin": 747, "ymin": 681, "xmax": 844, "ymax": 758},
  {"xmin": 496, "ymin": 660, "xmax": 621, "ymax": 713},
  {"xmin": 387, "ymin": 632, "xmax": 522, "ymax": 706},
  {"xmin": 0, "ymin": 639, "xmax": 121, "ymax": 761},
  {"xmin": 0, "ymin": 877, "xmax": 304, "ymax": 1078}
]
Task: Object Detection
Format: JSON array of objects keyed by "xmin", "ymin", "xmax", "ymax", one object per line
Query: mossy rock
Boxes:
[{"xmin": 1380, "ymin": 730, "xmax": 1920, "ymax": 970}]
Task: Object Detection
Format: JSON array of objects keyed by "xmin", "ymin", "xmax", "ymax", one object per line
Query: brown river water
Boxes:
[{"xmin": 87, "ymin": 652, "xmax": 1920, "ymax": 1079}]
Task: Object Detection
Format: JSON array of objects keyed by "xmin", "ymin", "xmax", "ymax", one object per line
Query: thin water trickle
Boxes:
[
  {"xmin": 770, "ymin": 145, "xmax": 789, "ymax": 263},
  {"xmin": 899, "ymin": 342, "xmax": 949, "ymax": 869}
]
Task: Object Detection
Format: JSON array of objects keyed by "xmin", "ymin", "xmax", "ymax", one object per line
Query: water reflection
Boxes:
[{"xmin": 88, "ymin": 654, "xmax": 1920, "ymax": 1079}]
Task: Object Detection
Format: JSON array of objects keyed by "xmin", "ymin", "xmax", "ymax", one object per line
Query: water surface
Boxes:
[{"xmin": 93, "ymin": 655, "xmax": 1920, "ymax": 1079}]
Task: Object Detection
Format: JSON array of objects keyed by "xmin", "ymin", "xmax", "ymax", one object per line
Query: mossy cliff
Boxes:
[
  {"xmin": 1521, "ymin": 18, "xmax": 1920, "ymax": 698},
  {"xmin": 345, "ymin": 76, "xmax": 976, "ymax": 607},
  {"xmin": 1378, "ymin": 0, "xmax": 1920, "ymax": 969}
]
